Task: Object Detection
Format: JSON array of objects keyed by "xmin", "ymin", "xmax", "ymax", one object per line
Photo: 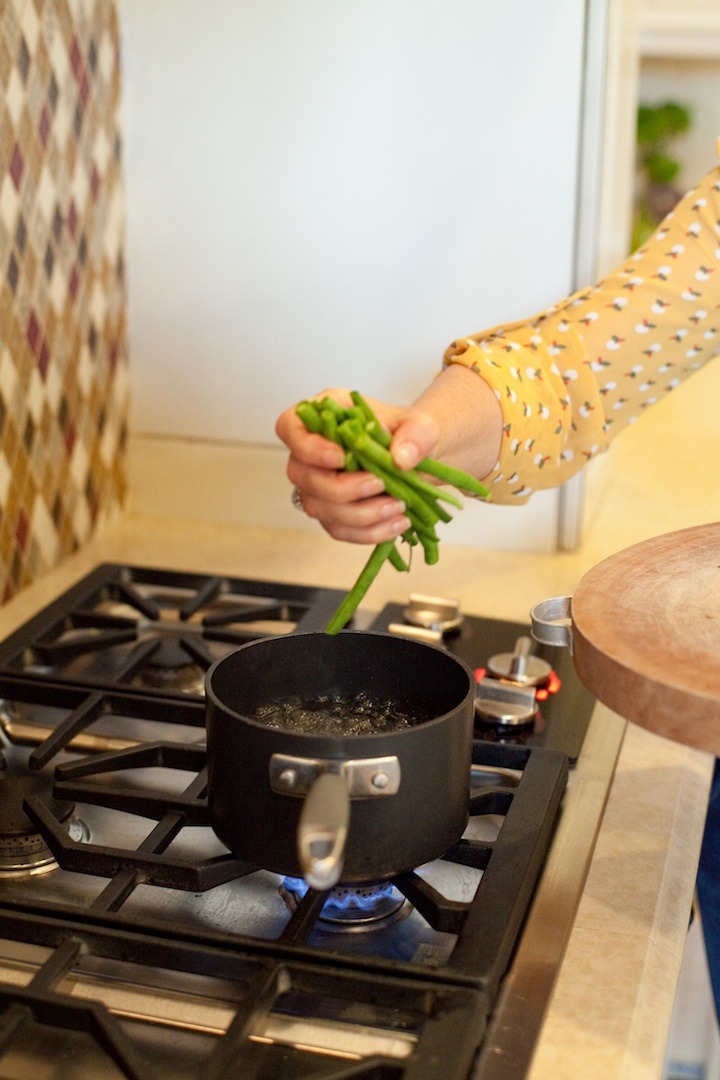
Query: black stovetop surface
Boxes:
[{"xmin": 0, "ymin": 563, "xmax": 583, "ymax": 1079}]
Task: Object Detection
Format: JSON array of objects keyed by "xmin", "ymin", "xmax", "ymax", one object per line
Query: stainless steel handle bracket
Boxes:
[
  {"xmin": 269, "ymin": 753, "xmax": 401, "ymax": 798},
  {"xmin": 529, "ymin": 596, "xmax": 573, "ymax": 653}
]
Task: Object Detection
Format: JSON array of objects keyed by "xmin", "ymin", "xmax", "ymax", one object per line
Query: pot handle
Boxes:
[
  {"xmin": 297, "ymin": 771, "xmax": 350, "ymax": 891},
  {"xmin": 530, "ymin": 596, "xmax": 574, "ymax": 653}
]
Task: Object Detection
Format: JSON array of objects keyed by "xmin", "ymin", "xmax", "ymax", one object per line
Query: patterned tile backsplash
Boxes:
[{"xmin": 0, "ymin": 0, "xmax": 128, "ymax": 602}]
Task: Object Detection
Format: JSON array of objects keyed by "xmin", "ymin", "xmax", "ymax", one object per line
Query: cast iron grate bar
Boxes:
[
  {"xmin": 177, "ymin": 632, "xmax": 216, "ymax": 669},
  {"xmin": 467, "ymin": 787, "xmax": 515, "ymax": 816},
  {"xmin": 113, "ymin": 581, "xmax": 162, "ymax": 620},
  {"xmin": 28, "ymin": 935, "xmax": 83, "ymax": 991},
  {"xmin": 91, "ymin": 866, "xmax": 144, "ymax": 913},
  {"xmin": 51, "ymin": 742, "xmax": 209, "ymax": 819},
  {"xmin": 23, "ymin": 794, "xmax": 253, "ymax": 891},
  {"xmin": 177, "ymin": 575, "xmax": 225, "ymax": 618},
  {"xmin": 393, "ymin": 871, "xmax": 469, "ymax": 936},
  {"xmin": 0, "ymin": 1003, "xmax": 31, "ymax": 1048},
  {"xmin": 0, "ymin": 903, "xmax": 492, "ymax": 1078},
  {"xmin": 199, "ymin": 962, "xmax": 287, "ymax": 1080},
  {"xmin": 0, "ymin": 988, "xmax": 150, "ymax": 1080},
  {"xmin": 34, "ymin": 624, "xmax": 139, "ymax": 664},
  {"xmin": 440, "ymin": 836, "xmax": 494, "ymax": 871},
  {"xmin": 448, "ymin": 745, "xmax": 568, "ymax": 988},
  {"xmin": 201, "ymin": 600, "xmax": 306, "ymax": 628},
  {"xmin": 28, "ymin": 690, "xmax": 106, "ymax": 768},
  {"xmin": 112, "ymin": 636, "xmax": 170, "ymax": 683},
  {"xmin": 6, "ymin": 681, "xmax": 207, "ymax": 766},
  {"xmin": 278, "ymin": 887, "xmax": 332, "ymax": 945}
]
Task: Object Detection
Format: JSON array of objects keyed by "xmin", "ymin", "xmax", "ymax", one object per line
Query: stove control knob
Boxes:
[
  {"xmin": 487, "ymin": 635, "xmax": 552, "ymax": 687},
  {"xmin": 475, "ymin": 678, "xmax": 538, "ymax": 727}
]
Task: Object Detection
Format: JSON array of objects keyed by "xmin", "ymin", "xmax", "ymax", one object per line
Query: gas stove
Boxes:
[{"xmin": 0, "ymin": 563, "xmax": 596, "ymax": 1079}]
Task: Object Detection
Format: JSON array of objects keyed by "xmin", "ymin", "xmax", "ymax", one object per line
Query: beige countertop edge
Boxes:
[{"xmin": 1, "ymin": 511, "xmax": 714, "ymax": 1079}]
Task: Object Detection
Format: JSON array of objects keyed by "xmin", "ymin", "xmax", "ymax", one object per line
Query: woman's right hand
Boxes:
[{"xmin": 275, "ymin": 388, "xmax": 441, "ymax": 544}]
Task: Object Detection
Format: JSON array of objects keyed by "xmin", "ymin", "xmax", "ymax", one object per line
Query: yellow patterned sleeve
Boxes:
[{"xmin": 444, "ymin": 148, "xmax": 720, "ymax": 504}]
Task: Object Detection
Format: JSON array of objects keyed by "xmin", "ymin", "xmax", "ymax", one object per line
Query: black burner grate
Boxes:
[
  {"xmin": 0, "ymin": 564, "xmax": 349, "ymax": 698},
  {"xmin": 0, "ymin": 673, "xmax": 567, "ymax": 1079}
]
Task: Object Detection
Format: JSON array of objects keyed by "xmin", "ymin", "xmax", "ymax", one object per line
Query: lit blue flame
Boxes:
[{"xmin": 283, "ymin": 876, "xmax": 398, "ymax": 911}]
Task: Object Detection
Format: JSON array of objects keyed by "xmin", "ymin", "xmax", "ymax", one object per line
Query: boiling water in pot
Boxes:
[{"xmin": 248, "ymin": 692, "xmax": 433, "ymax": 735}]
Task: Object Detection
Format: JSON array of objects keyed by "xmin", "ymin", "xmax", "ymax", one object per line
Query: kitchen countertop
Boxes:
[{"xmin": 0, "ymin": 507, "xmax": 713, "ymax": 1079}]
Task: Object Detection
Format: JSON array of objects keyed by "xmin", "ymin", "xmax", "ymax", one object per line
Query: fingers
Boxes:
[
  {"xmin": 287, "ymin": 457, "xmax": 410, "ymax": 543},
  {"xmin": 275, "ymin": 401, "xmax": 346, "ymax": 470},
  {"xmin": 304, "ymin": 495, "xmax": 411, "ymax": 545}
]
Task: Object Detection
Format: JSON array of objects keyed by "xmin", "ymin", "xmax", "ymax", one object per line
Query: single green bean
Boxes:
[
  {"xmin": 296, "ymin": 400, "xmax": 323, "ymax": 434},
  {"xmin": 388, "ymin": 543, "xmax": 409, "ymax": 572},
  {"xmin": 320, "ymin": 396, "xmax": 347, "ymax": 418},
  {"xmin": 349, "ymin": 391, "xmax": 377, "ymax": 424},
  {"xmin": 418, "ymin": 533, "xmax": 439, "ymax": 565},
  {"xmin": 325, "ymin": 541, "xmax": 394, "ymax": 634},
  {"xmin": 320, "ymin": 408, "xmax": 339, "ymax": 443},
  {"xmin": 417, "ymin": 457, "xmax": 491, "ymax": 499},
  {"xmin": 365, "ymin": 420, "xmax": 391, "ymax": 448}
]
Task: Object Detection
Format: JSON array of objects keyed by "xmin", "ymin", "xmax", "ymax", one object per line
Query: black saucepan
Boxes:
[{"xmin": 205, "ymin": 631, "xmax": 475, "ymax": 889}]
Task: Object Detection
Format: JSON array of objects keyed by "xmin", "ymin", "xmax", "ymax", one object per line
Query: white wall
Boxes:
[{"xmin": 119, "ymin": 0, "xmax": 589, "ymax": 445}]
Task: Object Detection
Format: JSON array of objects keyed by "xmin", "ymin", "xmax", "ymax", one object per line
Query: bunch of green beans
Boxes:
[{"xmin": 295, "ymin": 391, "xmax": 491, "ymax": 634}]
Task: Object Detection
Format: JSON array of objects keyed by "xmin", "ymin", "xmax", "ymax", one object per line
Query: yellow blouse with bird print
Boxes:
[{"xmin": 443, "ymin": 147, "xmax": 720, "ymax": 504}]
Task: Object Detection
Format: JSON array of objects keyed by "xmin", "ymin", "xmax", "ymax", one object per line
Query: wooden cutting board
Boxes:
[{"xmin": 570, "ymin": 522, "xmax": 720, "ymax": 754}]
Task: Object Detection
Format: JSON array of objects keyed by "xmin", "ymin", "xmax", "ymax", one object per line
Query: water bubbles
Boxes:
[{"xmin": 249, "ymin": 693, "xmax": 430, "ymax": 735}]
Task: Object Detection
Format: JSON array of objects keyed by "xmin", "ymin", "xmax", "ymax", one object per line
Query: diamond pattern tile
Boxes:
[{"xmin": 0, "ymin": 0, "xmax": 128, "ymax": 602}]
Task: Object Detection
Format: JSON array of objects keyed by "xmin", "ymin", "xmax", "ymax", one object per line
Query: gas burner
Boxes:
[
  {"xmin": 138, "ymin": 636, "xmax": 206, "ymax": 694},
  {"xmin": 0, "ymin": 743, "xmax": 87, "ymax": 877},
  {"xmin": 280, "ymin": 876, "xmax": 407, "ymax": 929},
  {"xmin": 486, "ymin": 635, "xmax": 552, "ymax": 687}
]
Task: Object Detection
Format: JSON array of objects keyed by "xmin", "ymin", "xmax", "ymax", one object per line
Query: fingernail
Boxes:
[
  {"xmin": 393, "ymin": 442, "xmax": 420, "ymax": 470},
  {"xmin": 379, "ymin": 500, "xmax": 406, "ymax": 520},
  {"xmin": 359, "ymin": 477, "xmax": 385, "ymax": 498},
  {"xmin": 389, "ymin": 516, "xmax": 412, "ymax": 535}
]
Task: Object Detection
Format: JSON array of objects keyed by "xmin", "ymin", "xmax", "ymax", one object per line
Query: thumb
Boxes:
[{"xmin": 390, "ymin": 412, "xmax": 440, "ymax": 471}]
